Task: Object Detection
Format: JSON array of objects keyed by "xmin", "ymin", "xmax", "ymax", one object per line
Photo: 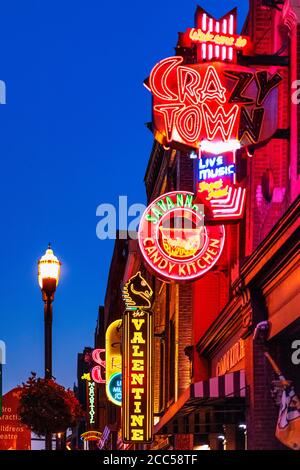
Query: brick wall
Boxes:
[
  {"xmin": 245, "ymin": 337, "xmax": 281, "ymax": 450},
  {"xmin": 177, "ymin": 284, "xmax": 193, "ymax": 396}
]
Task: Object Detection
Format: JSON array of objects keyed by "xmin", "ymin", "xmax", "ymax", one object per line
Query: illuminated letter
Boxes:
[
  {"xmin": 238, "ymin": 107, "xmax": 264, "ymax": 144},
  {"xmin": 255, "ymin": 71, "xmax": 282, "ymax": 106},
  {"xmin": 132, "ymin": 319, "xmax": 145, "ymax": 331},
  {"xmin": 225, "ymin": 71, "xmax": 254, "ymax": 104},
  {"xmin": 131, "ymin": 332, "xmax": 145, "ymax": 344},
  {"xmin": 131, "ymin": 415, "xmax": 145, "ymax": 427},
  {"xmin": 177, "ymin": 66, "xmax": 201, "ymax": 104},
  {"xmin": 150, "ymin": 56, "xmax": 183, "ymax": 100},
  {"xmin": 202, "ymin": 103, "xmax": 239, "ymax": 141},
  {"xmin": 132, "ymin": 360, "xmax": 144, "ymax": 371},
  {"xmin": 154, "ymin": 104, "xmax": 185, "ymax": 142},
  {"xmin": 176, "ymin": 105, "xmax": 202, "ymax": 143},
  {"xmin": 131, "ymin": 373, "xmax": 145, "ymax": 385},
  {"xmin": 199, "ymin": 66, "xmax": 226, "ymax": 104},
  {"xmin": 131, "ymin": 430, "xmax": 144, "ymax": 441}
]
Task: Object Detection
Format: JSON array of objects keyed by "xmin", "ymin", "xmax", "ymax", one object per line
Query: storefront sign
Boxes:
[
  {"xmin": 91, "ymin": 348, "xmax": 106, "ymax": 384},
  {"xmin": 195, "ymin": 150, "xmax": 246, "ymax": 223},
  {"xmin": 216, "ymin": 339, "xmax": 245, "ymax": 376},
  {"xmin": 147, "ymin": 8, "xmax": 281, "ymax": 151},
  {"xmin": 122, "ymin": 274, "xmax": 153, "ymax": 443},
  {"xmin": 106, "ymin": 320, "xmax": 122, "ymax": 406},
  {"xmin": 138, "ymin": 191, "xmax": 225, "ymax": 281},
  {"xmin": 88, "ymin": 381, "xmax": 96, "ymax": 426},
  {"xmin": 0, "ymin": 388, "xmax": 31, "ymax": 450}
]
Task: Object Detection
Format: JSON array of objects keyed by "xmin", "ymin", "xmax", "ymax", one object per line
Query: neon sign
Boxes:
[
  {"xmin": 105, "ymin": 320, "xmax": 122, "ymax": 406},
  {"xmin": 149, "ymin": 58, "xmax": 282, "ymax": 150},
  {"xmin": 80, "ymin": 431, "xmax": 102, "ymax": 442},
  {"xmin": 198, "ymin": 155, "xmax": 235, "ymax": 182},
  {"xmin": 88, "ymin": 381, "xmax": 96, "ymax": 426},
  {"xmin": 195, "ymin": 149, "xmax": 246, "ymax": 223},
  {"xmin": 138, "ymin": 192, "xmax": 225, "ymax": 281},
  {"xmin": 183, "ymin": 8, "xmax": 251, "ymax": 63},
  {"xmin": 91, "ymin": 348, "xmax": 106, "ymax": 384},
  {"xmin": 122, "ymin": 309, "xmax": 153, "ymax": 443},
  {"xmin": 122, "ymin": 274, "xmax": 153, "ymax": 443}
]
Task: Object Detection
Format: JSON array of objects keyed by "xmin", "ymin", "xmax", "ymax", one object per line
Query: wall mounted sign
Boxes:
[
  {"xmin": 148, "ymin": 59, "xmax": 281, "ymax": 151},
  {"xmin": 87, "ymin": 380, "xmax": 96, "ymax": 426},
  {"xmin": 195, "ymin": 150, "xmax": 246, "ymax": 223},
  {"xmin": 91, "ymin": 348, "xmax": 106, "ymax": 384},
  {"xmin": 122, "ymin": 273, "xmax": 153, "ymax": 444},
  {"xmin": 216, "ymin": 339, "xmax": 245, "ymax": 376},
  {"xmin": 138, "ymin": 192, "xmax": 225, "ymax": 281},
  {"xmin": 106, "ymin": 320, "xmax": 122, "ymax": 406},
  {"xmin": 146, "ymin": 8, "xmax": 282, "ymax": 152},
  {"xmin": 0, "ymin": 388, "xmax": 31, "ymax": 450},
  {"xmin": 182, "ymin": 8, "xmax": 251, "ymax": 63}
]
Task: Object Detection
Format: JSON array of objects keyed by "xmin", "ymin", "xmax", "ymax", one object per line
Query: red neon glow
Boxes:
[
  {"xmin": 210, "ymin": 187, "xmax": 247, "ymax": 219},
  {"xmin": 202, "ymin": 103, "xmax": 239, "ymax": 141},
  {"xmin": 186, "ymin": 8, "xmax": 250, "ymax": 63},
  {"xmin": 138, "ymin": 191, "xmax": 225, "ymax": 281},
  {"xmin": 148, "ymin": 57, "xmax": 281, "ymax": 150},
  {"xmin": 91, "ymin": 348, "xmax": 106, "ymax": 384}
]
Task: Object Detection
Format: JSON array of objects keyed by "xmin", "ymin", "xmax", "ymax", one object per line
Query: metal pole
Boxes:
[{"xmin": 44, "ymin": 295, "xmax": 53, "ymax": 450}]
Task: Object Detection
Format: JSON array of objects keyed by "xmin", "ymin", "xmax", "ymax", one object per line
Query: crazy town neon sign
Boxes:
[
  {"xmin": 138, "ymin": 191, "xmax": 225, "ymax": 281},
  {"xmin": 149, "ymin": 58, "xmax": 282, "ymax": 151}
]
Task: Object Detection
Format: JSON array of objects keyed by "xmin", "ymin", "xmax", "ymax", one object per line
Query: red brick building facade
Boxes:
[{"xmin": 98, "ymin": 0, "xmax": 300, "ymax": 450}]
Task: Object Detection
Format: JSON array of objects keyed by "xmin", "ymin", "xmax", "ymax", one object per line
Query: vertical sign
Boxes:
[
  {"xmin": 122, "ymin": 272, "xmax": 154, "ymax": 443},
  {"xmin": 106, "ymin": 319, "xmax": 122, "ymax": 406}
]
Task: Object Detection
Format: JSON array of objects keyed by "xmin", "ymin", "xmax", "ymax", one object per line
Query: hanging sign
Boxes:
[
  {"xmin": 91, "ymin": 349, "xmax": 106, "ymax": 384},
  {"xmin": 146, "ymin": 8, "xmax": 282, "ymax": 151},
  {"xmin": 122, "ymin": 273, "xmax": 154, "ymax": 443},
  {"xmin": 195, "ymin": 150, "xmax": 246, "ymax": 223},
  {"xmin": 105, "ymin": 320, "xmax": 122, "ymax": 406},
  {"xmin": 138, "ymin": 192, "xmax": 225, "ymax": 281}
]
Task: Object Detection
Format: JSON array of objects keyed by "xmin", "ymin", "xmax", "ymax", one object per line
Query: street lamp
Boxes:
[{"xmin": 38, "ymin": 243, "xmax": 61, "ymax": 450}]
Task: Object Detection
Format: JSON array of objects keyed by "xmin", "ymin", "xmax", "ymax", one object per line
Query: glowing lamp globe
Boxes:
[{"xmin": 38, "ymin": 245, "xmax": 61, "ymax": 294}]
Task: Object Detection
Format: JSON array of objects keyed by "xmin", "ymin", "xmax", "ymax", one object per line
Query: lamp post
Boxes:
[{"xmin": 38, "ymin": 244, "xmax": 61, "ymax": 451}]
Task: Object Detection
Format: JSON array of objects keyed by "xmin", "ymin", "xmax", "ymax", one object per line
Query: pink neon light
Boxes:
[
  {"xmin": 208, "ymin": 44, "xmax": 213, "ymax": 60},
  {"xmin": 202, "ymin": 43, "xmax": 207, "ymax": 59},
  {"xmin": 215, "ymin": 21, "xmax": 220, "ymax": 33},
  {"xmin": 198, "ymin": 65, "xmax": 226, "ymax": 103},
  {"xmin": 91, "ymin": 348, "xmax": 106, "ymax": 384},
  {"xmin": 202, "ymin": 103, "xmax": 239, "ymax": 141},
  {"xmin": 150, "ymin": 56, "xmax": 182, "ymax": 101},
  {"xmin": 215, "ymin": 45, "xmax": 220, "ymax": 58},
  {"xmin": 223, "ymin": 19, "xmax": 227, "ymax": 34},
  {"xmin": 228, "ymin": 47, "xmax": 233, "ymax": 61},
  {"xmin": 222, "ymin": 46, "xmax": 227, "ymax": 60},
  {"xmin": 202, "ymin": 13, "xmax": 207, "ymax": 31},
  {"xmin": 208, "ymin": 18, "xmax": 213, "ymax": 31},
  {"xmin": 211, "ymin": 187, "xmax": 246, "ymax": 219},
  {"xmin": 229, "ymin": 15, "xmax": 234, "ymax": 34}
]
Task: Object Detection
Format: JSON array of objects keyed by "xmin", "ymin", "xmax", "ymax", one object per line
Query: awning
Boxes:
[{"xmin": 154, "ymin": 370, "xmax": 246, "ymax": 435}]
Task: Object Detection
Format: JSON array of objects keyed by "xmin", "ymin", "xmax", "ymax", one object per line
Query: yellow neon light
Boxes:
[
  {"xmin": 106, "ymin": 319, "xmax": 122, "ymax": 406},
  {"xmin": 189, "ymin": 28, "xmax": 248, "ymax": 49}
]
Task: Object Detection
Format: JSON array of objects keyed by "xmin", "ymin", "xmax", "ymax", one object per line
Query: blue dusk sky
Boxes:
[{"xmin": 0, "ymin": 0, "xmax": 249, "ymax": 392}]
